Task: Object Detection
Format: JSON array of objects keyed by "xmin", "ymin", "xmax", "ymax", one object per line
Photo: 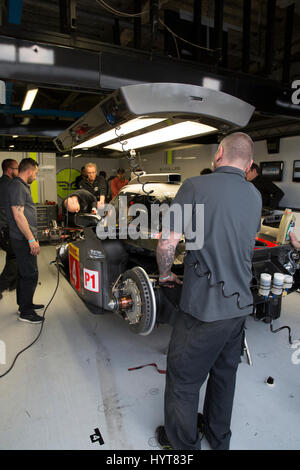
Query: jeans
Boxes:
[
  {"xmin": 164, "ymin": 311, "xmax": 246, "ymax": 450},
  {"xmin": 0, "ymin": 228, "xmax": 17, "ymax": 292},
  {"xmin": 10, "ymin": 238, "xmax": 38, "ymax": 315}
]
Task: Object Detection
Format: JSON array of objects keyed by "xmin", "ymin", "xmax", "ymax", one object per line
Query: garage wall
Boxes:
[
  {"xmin": 253, "ymin": 137, "xmax": 300, "ymax": 210},
  {"xmin": 2, "ymin": 134, "xmax": 300, "ymax": 210},
  {"xmin": 56, "ymin": 155, "xmax": 121, "ymax": 179},
  {"xmin": 120, "ymin": 144, "xmax": 216, "ymax": 181},
  {"xmin": 119, "ymin": 135, "xmax": 300, "ymax": 209}
]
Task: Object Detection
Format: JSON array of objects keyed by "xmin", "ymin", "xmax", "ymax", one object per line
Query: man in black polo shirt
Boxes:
[
  {"xmin": 0, "ymin": 159, "xmax": 19, "ymax": 299},
  {"xmin": 156, "ymin": 132, "xmax": 262, "ymax": 450},
  {"xmin": 246, "ymin": 162, "xmax": 284, "ymax": 209},
  {"xmin": 78, "ymin": 162, "xmax": 106, "ymax": 205},
  {"xmin": 6, "ymin": 158, "xmax": 44, "ymax": 324}
]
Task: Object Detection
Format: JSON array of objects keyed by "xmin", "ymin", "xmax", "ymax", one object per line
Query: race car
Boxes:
[{"xmin": 55, "ymin": 173, "xmax": 300, "ymax": 337}]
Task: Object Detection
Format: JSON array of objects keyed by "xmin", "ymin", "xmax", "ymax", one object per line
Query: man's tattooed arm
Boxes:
[{"xmin": 156, "ymin": 232, "xmax": 181, "ymax": 277}]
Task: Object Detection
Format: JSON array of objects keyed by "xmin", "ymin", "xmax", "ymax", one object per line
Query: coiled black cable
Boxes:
[
  {"xmin": 194, "ymin": 268, "xmax": 254, "ymax": 310},
  {"xmin": 114, "ymin": 126, "xmax": 154, "ymax": 196},
  {"xmin": 194, "ymin": 266, "xmax": 296, "ymax": 344},
  {"xmin": 0, "ymin": 254, "xmax": 60, "ymax": 378}
]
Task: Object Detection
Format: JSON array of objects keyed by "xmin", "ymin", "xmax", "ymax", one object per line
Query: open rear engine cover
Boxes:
[{"xmin": 121, "ymin": 267, "xmax": 156, "ymax": 336}]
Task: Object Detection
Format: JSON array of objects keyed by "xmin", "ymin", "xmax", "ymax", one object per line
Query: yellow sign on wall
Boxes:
[
  {"xmin": 56, "ymin": 168, "xmax": 80, "ymax": 200},
  {"xmin": 29, "ymin": 152, "xmax": 39, "ymax": 203}
]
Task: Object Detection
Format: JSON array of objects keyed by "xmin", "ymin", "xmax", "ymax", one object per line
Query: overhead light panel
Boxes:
[
  {"xmin": 73, "ymin": 117, "xmax": 166, "ymax": 149},
  {"xmin": 105, "ymin": 122, "xmax": 217, "ymax": 152},
  {"xmin": 54, "ymin": 83, "xmax": 255, "ymax": 153},
  {"xmin": 21, "ymin": 88, "xmax": 38, "ymax": 111}
]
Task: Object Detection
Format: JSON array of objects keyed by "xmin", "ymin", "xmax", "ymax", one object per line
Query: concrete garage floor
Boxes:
[{"xmin": 0, "ymin": 244, "xmax": 300, "ymax": 451}]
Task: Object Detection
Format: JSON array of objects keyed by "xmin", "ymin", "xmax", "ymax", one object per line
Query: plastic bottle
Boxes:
[
  {"xmin": 276, "ymin": 208, "xmax": 296, "ymax": 244},
  {"xmin": 271, "ymin": 273, "xmax": 285, "ymax": 296},
  {"xmin": 258, "ymin": 273, "xmax": 272, "ymax": 297},
  {"xmin": 283, "ymin": 275, "xmax": 293, "ymax": 296}
]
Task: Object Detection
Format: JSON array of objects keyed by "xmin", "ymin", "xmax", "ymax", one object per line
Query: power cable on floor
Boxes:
[{"xmin": 0, "ymin": 255, "xmax": 60, "ymax": 379}]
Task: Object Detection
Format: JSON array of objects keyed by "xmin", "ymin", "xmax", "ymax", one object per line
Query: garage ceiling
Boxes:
[{"xmin": 0, "ymin": 0, "xmax": 300, "ymax": 155}]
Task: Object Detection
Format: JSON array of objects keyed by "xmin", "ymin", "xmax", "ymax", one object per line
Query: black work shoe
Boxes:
[
  {"xmin": 18, "ymin": 312, "xmax": 44, "ymax": 324},
  {"xmin": 156, "ymin": 426, "xmax": 173, "ymax": 450},
  {"xmin": 0, "ymin": 292, "xmax": 2, "ymax": 300},
  {"xmin": 9, "ymin": 284, "xmax": 16, "ymax": 291}
]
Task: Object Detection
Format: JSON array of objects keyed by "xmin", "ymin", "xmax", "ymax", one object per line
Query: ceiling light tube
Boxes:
[
  {"xmin": 21, "ymin": 88, "xmax": 38, "ymax": 111},
  {"xmin": 73, "ymin": 117, "xmax": 166, "ymax": 149},
  {"xmin": 105, "ymin": 121, "xmax": 217, "ymax": 152}
]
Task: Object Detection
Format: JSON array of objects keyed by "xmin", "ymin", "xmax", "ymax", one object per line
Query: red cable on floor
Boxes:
[{"xmin": 128, "ymin": 363, "xmax": 166, "ymax": 374}]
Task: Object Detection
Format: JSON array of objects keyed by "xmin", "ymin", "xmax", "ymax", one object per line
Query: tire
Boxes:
[{"xmin": 120, "ymin": 266, "xmax": 156, "ymax": 335}]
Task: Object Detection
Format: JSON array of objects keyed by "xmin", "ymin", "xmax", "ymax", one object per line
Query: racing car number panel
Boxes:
[
  {"xmin": 69, "ymin": 243, "xmax": 81, "ymax": 293},
  {"xmin": 84, "ymin": 268, "xmax": 100, "ymax": 293}
]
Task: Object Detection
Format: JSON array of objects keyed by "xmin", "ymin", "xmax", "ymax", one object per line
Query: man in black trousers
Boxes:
[
  {"xmin": 6, "ymin": 158, "xmax": 44, "ymax": 323},
  {"xmin": 156, "ymin": 133, "xmax": 262, "ymax": 450},
  {"xmin": 0, "ymin": 159, "xmax": 19, "ymax": 299}
]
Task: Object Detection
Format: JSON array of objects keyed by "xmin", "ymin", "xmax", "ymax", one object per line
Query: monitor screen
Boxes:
[
  {"xmin": 260, "ymin": 161, "xmax": 284, "ymax": 181},
  {"xmin": 293, "ymin": 160, "xmax": 300, "ymax": 182}
]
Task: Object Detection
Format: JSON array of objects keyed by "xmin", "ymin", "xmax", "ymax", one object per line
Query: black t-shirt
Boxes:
[
  {"xmin": 79, "ymin": 175, "xmax": 107, "ymax": 200},
  {"xmin": 62, "ymin": 189, "xmax": 97, "ymax": 226},
  {"xmin": 75, "ymin": 175, "xmax": 85, "ymax": 189},
  {"xmin": 5, "ymin": 177, "xmax": 37, "ymax": 240},
  {"xmin": 251, "ymin": 175, "xmax": 284, "ymax": 209}
]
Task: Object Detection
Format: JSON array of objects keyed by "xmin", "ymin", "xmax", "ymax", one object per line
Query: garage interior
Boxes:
[{"xmin": 1, "ymin": 0, "xmax": 300, "ymax": 451}]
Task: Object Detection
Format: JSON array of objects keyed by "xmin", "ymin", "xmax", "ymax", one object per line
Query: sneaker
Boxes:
[
  {"xmin": 31, "ymin": 304, "xmax": 44, "ymax": 310},
  {"xmin": 17, "ymin": 304, "xmax": 44, "ymax": 315},
  {"xmin": 156, "ymin": 426, "xmax": 173, "ymax": 450},
  {"xmin": 18, "ymin": 312, "xmax": 44, "ymax": 324}
]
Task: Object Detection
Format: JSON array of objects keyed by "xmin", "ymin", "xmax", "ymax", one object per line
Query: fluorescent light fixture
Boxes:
[
  {"xmin": 73, "ymin": 117, "xmax": 166, "ymax": 149},
  {"xmin": 105, "ymin": 121, "xmax": 217, "ymax": 152},
  {"xmin": 21, "ymin": 88, "xmax": 38, "ymax": 111},
  {"xmin": 12, "ymin": 135, "xmax": 18, "ymax": 138},
  {"xmin": 9, "ymin": 144, "xmax": 15, "ymax": 148}
]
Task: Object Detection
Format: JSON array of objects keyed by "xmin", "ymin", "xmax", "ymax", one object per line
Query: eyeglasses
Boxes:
[{"xmin": 10, "ymin": 167, "xmax": 19, "ymax": 170}]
